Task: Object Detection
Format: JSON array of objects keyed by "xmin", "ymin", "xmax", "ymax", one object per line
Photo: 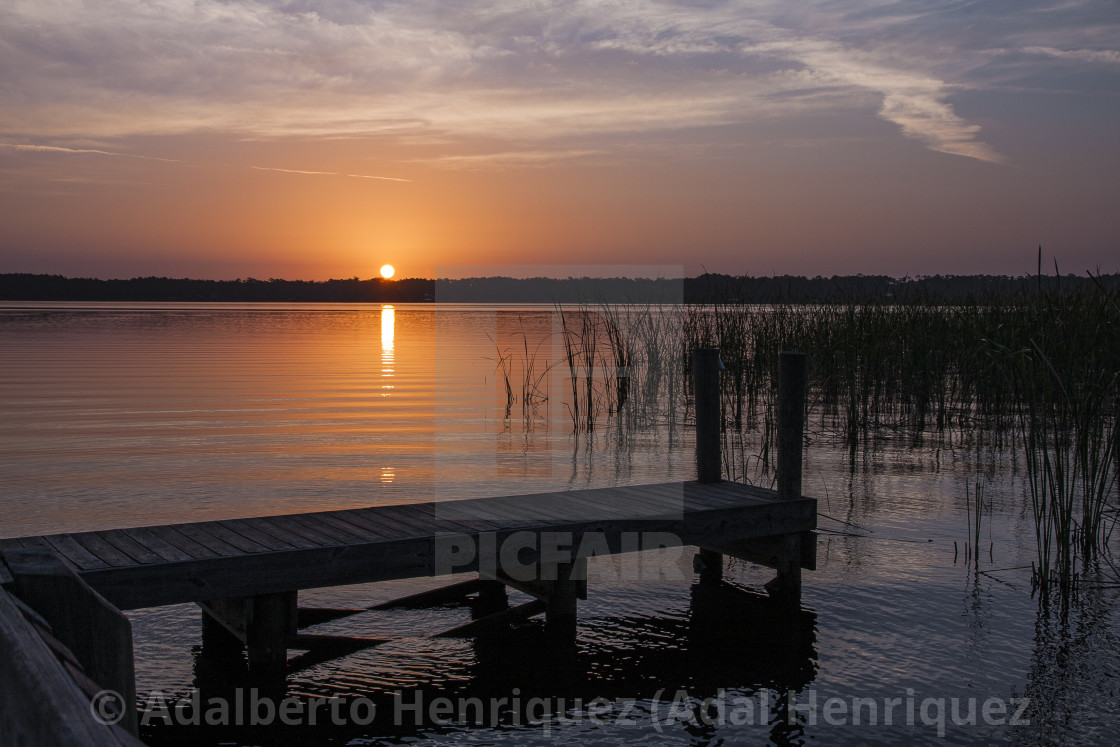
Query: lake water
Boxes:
[{"xmin": 1, "ymin": 302, "xmax": 1117, "ymax": 746}]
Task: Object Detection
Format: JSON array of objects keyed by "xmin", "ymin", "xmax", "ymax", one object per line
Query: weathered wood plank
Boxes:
[
  {"xmin": 260, "ymin": 515, "xmax": 340, "ymax": 547},
  {"xmin": 330, "ymin": 508, "xmax": 412, "ymax": 540},
  {"xmin": 173, "ymin": 523, "xmax": 246, "ymax": 557},
  {"xmin": 419, "ymin": 501, "xmax": 508, "ymax": 531},
  {"xmin": 120, "ymin": 527, "xmax": 194, "ymax": 563},
  {"xmin": 390, "ymin": 504, "xmax": 490, "ymax": 535},
  {"xmin": 311, "ymin": 513, "xmax": 385, "ymax": 544},
  {"xmin": 435, "ymin": 599, "xmax": 546, "ymax": 638},
  {"xmin": 228, "ymin": 518, "xmax": 313, "ymax": 551},
  {"xmin": 81, "ymin": 536, "xmax": 441, "ymax": 609},
  {"xmin": 0, "ymin": 537, "xmax": 27, "ymax": 553},
  {"xmin": 96, "ymin": 530, "xmax": 164, "ymax": 565},
  {"xmin": 3, "ymin": 548, "xmax": 140, "ymax": 739},
  {"xmin": 37, "ymin": 534, "xmax": 110, "ymax": 571},
  {"xmin": 361, "ymin": 505, "xmax": 446, "ymax": 537},
  {"xmin": 433, "ymin": 499, "xmax": 530, "ymax": 526},
  {"xmin": 446, "ymin": 497, "xmax": 557, "ymax": 525},
  {"xmin": 194, "ymin": 522, "xmax": 273, "ymax": 554},
  {"xmin": 369, "ymin": 578, "xmax": 488, "ymax": 610},
  {"xmin": 0, "ymin": 586, "xmax": 141, "ymax": 746},
  {"xmin": 149, "ymin": 525, "xmax": 224, "ymax": 560},
  {"xmin": 287, "ymin": 513, "xmax": 369, "ymax": 545},
  {"xmin": 68, "ymin": 532, "xmax": 138, "ymax": 567}
]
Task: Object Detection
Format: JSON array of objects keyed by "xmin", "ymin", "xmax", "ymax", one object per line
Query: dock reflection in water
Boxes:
[{"xmin": 182, "ymin": 579, "xmax": 816, "ymax": 744}]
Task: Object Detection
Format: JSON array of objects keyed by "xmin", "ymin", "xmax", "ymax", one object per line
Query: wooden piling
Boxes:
[
  {"xmin": 777, "ymin": 351, "xmax": 806, "ymax": 503},
  {"xmin": 772, "ymin": 351, "xmax": 808, "ymax": 605},
  {"xmin": 693, "ymin": 347, "xmax": 722, "ymax": 484},
  {"xmin": 544, "ymin": 560, "xmax": 581, "ymax": 637},
  {"xmin": 199, "ymin": 591, "xmax": 297, "ymax": 672},
  {"xmin": 693, "ymin": 348, "xmax": 725, "ymax": 582}
]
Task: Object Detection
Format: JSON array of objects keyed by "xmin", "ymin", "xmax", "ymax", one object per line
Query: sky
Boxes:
[{"xmin": 1, "ymin": 0, "xmax": 1117, "ymax": 280}]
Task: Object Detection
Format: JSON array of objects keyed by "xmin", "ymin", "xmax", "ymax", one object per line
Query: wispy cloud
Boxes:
[
  {"xmin": 0, "ymin": 142, "xmax": 184, "ymax": 163},
  {"xmin": 3, "ymin": 142, "xmax": 410, "ymax": 182},
  {"xmin": 1023, "ymin": 46, "xmax": 1120, "ymax": 65},
  {"xmin": 1, "ymin": 0, "xmax": 1115, "ymax": 165},
  {"xmin": 250, "ymin": 165, "xmax": 409, "ymax": 181},
  {"xmin": 416, "ymin": 148, "xmax": 603, "ymax": 169}
]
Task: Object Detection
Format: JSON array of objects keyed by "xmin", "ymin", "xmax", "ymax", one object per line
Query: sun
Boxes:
[{"xmin": 380, "ymin": 264, "xmax": 395, "ymax": 279}]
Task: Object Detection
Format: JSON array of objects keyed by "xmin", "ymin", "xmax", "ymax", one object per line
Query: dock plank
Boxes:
[
  {"xmin": 97, "ymin": 530, "xmax": 165, "ymax": 565},
  {"xmin": 36, "ymin": 535, "xmax": 110, "ymax": 571},
  {"xmin": 172, "ymin": 523, "xmax": 245, "ymax": 557},
  {"xmin": 357, "ymin": 506, "xmax": 444, "ymax": 538},
  {"xmin": 256, "ymin": 516, "xmax": 338, "ymax": 548},
  {"xmin": 390, "ymin": 504, "xmax": 487, "ymax": 536},
  {"xmin": 288, "ymin": 515, "xmax": 371, "ymax": 544},
  {"xmin": 69, "ymin": 532, "xmax": 139, "ymax": 567},
  {"xmin": 223, "ymin": 518, "xmax": 309, "ymax": 551},
  {"xmin": 423, "ymin": 502, "xmax": 509, "ymax": 531},
  {"xmin": 149, "ymin": 526, "xmax": 225, "ymax": 560},
  {"xmin": 329, "ymin": 509, "xmax": 410, "ymax": 541},
  {"xmin": 121, "ymin": 527, "xmax": 194, "ymax": 563}
]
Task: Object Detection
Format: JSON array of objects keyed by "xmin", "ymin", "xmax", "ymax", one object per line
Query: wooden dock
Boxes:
[
  {"xmin": 0, "ymin": 348, "xmax": 816, "ymax": 743},
  {"xmin": 0, "ymin": 481, "xmax": 815, "ymax": 612}
]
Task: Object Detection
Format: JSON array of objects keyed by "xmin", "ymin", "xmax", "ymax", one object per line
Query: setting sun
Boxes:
[{"xmin": 380, "ymin": 264, "xmax": 395, "ymax": 279}]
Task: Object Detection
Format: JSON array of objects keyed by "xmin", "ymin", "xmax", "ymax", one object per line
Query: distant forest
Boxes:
[{"xmin": 2, "ymin": 272, "xmax": 1117, "ymax": 304}]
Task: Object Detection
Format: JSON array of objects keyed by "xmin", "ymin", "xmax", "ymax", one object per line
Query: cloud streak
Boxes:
[
  {"xmin": 1, "ymin": 0, "xmax": 1116, "ymax": 166},
  {"xmin": 251, "ymin": 165, "xmax": 410, "ymax": 181},
  {"xmin": 0, "ymin": 142, "xmax": 184, "ymax": 163}
]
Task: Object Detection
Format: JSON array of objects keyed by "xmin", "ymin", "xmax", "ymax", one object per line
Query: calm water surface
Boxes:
[{"xmin": 1, "ymin": 302, "xmax": 1117, "ymax": 746}]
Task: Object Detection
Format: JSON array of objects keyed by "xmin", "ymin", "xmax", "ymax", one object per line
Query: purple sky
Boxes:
[{"xmin": 2, "ymin": 0, "xmax": 1117, "ymax": 279}]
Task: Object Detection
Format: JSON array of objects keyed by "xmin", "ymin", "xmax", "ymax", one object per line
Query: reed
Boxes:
[
  {"xmin": 538, "ymin": 269, "xmax": 1117, "ymax": 599},
  {"xmin": 986, "ymin": 275, "xmax": 1119, "ymax": 600}
]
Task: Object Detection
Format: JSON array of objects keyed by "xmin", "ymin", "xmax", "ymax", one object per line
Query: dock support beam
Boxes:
[
  {"xmin": 693, "ymin": 347, "xmax": 725, "ymax": 582},
  {"xmin": 693, "ymin": 347, "xmax": 722, "ymax": 484},
  {"xmin": 771, "ymin": 351, "xmax": 807, "ymax": 605},
  {"xmin": 199, "ymin": 591, "xmax": 298, "ymax": 672},
  {"xmin": 544, "ymin": 561, "xmax": 581, "ymax": 636}
]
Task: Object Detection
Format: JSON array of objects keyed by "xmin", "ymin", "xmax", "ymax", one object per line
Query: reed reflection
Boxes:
[{"xmin": 381, "ymin": 305, "xmax": 395, "ymax": 395}]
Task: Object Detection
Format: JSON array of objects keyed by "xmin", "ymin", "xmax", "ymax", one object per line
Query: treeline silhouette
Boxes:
[{"xmin": 2, "ymin": 272, "xmax": 1117, "ymax": 304}]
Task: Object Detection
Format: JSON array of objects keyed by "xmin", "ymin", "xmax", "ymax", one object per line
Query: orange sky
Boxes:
[{"xmin": 1, "ymin": 1, "xmax": 1117, "ymax": 280}]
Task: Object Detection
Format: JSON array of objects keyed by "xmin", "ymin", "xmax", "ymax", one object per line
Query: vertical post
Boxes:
[
  {"xmin": 473, "ymin": 579, "xmax": 509, "ymax": 617},
  {"xmin": 693, "ymin": 548, "xmax": 723, "ymax": 584},
  {"xmin": 693, "ymin": 347, "xmax": 722, "ymax": 483},
  {"xmin": 200, "ymin": 591, "xmax": 297, "ymax": 673},
  {"xmin": 772, "ymin": 351, "xmax": 807, "ymax": 606},
  {"xmin": 777, "ymin": 351, "xmax": 806, "ymax": 502},
  {"xmin": 544, "ymin": 560, "xmax": 583, "ymax": 638},
  {"xmin": 245, "ymin": 592, "xmax": 296, "ymax": 672}
]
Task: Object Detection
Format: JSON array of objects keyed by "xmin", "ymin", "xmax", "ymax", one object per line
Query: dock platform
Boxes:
[{"xmin": 1, "ymin": 480, "xmax": 814, "ymax": 612}]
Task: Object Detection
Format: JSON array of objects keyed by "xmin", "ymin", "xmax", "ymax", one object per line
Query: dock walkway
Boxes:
[{"xmin": 0, "ymin": 480, "xmax": 814, "ymax": 612}]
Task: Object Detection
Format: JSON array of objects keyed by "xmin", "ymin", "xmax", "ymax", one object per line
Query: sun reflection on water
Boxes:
[{"xmin": 381, "ymin": 304, "xmax": 394, "ymax": 394}]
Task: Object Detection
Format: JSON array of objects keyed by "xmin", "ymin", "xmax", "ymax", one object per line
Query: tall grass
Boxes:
[
  {"xmin": 487, "ymin": 273, "xmax": 1118, "ymax": 598},
  {"xmin": 986, "ymin": 276, "xmax": 1119, "ymax": 599}
]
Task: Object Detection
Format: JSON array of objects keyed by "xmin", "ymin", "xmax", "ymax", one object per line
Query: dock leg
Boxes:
[
  {"xmin": 544, "ymin": 560, "xmax": 583, "ymax": 638},
  {"xmin": 473, "ymin": 579, "xmax": 509, "ymax": 617},
  {"xmin": 199, "ymin": 591, "xmax": 297, "ymax": 673},
  {"xmin": 201, "ymin": 607, "xmax": 243, "ymax": 652},
  {"xmin": 246, "ymin": 592, "xmax": 297, "ymax": 671},
  {"xmin": 693, "ymin": 549, "xmax": 723, "ymax": 584},
  {"xmin": 763, "ymin": 534, "xmax": 802, "ymax": 607}
]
